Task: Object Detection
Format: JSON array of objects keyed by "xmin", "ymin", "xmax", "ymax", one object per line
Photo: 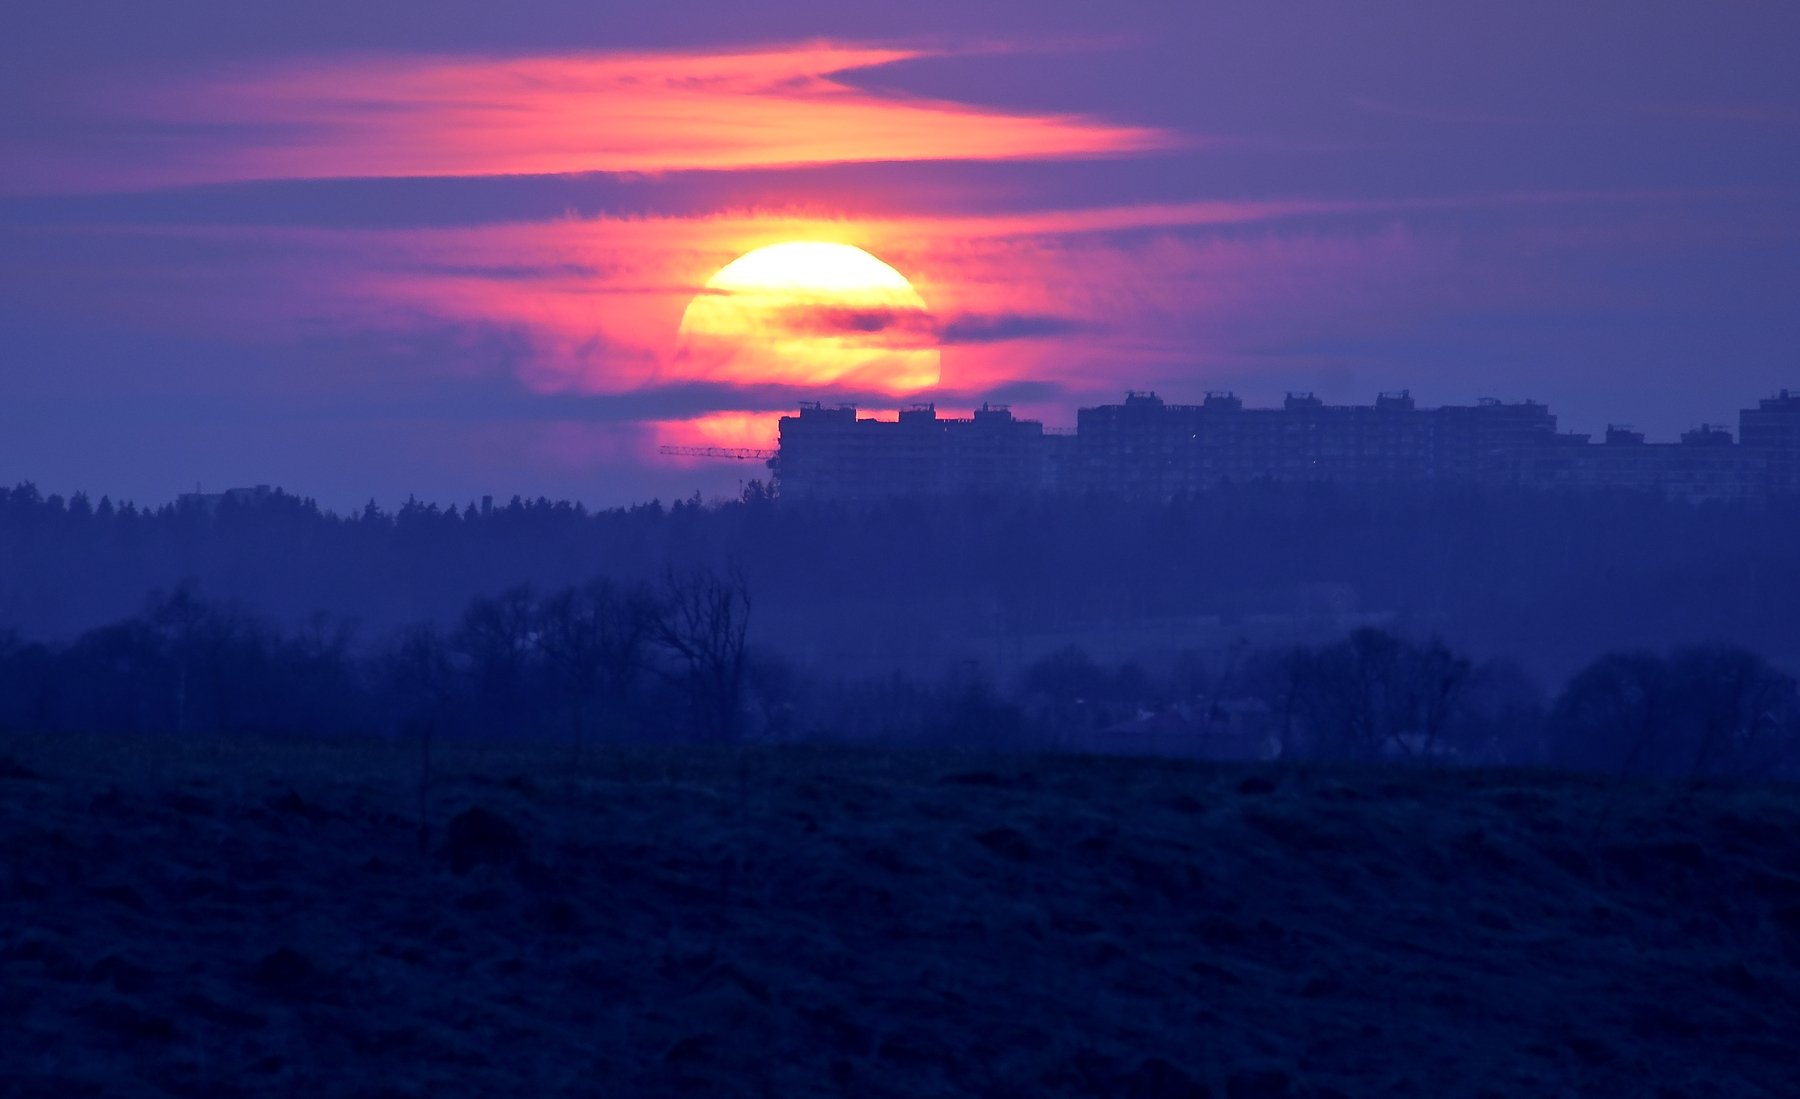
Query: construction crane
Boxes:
[{"xmin": 658, "ymin": 445, "xmax": 776, "ymax": 461}]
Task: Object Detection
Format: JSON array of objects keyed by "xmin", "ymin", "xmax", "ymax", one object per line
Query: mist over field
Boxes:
[
  {"xmin": 8, "ymin": 482, "xmax": 1800, "ymax": 670},
  {"xmin": 7, "ymin": 481, "xmax": 1800, "ymax": 775},
  {"xmin": 7, "ymin": 482, "xmax": 1800, "ymax": 1098},
  {"xmin": 7, "ymin": 0, "xmax": 1800, "ymax": 1091}
]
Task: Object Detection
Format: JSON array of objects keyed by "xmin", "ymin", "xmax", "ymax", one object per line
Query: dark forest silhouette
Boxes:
[
  {"xmin": 3, "ymin": 575, "xmax": 1796, "ymax": 778},
  {"xmin": 4, "ymin": 480, "xmax": 1800, "ymax": 683},
  {"xmin": 5, "ymin": 482, "xmax": 1800, "ymax": 1099},
  {"xmin": 4, "ymin": 478, "xmax": 1800, "ymax": 775}
]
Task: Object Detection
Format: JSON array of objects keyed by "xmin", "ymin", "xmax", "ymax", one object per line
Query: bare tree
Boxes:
[
  {"xmin": 1398, "ymin": 637, "xmax": 1472, "ymax": 760},
  {"xmin": 146, "ymin": 582, "xmax": 210, "ymax": 735},
  {"xmin": 535, "ymin": 578, "xmax": 659, "ymax": 762},
  {"xmin": 1286, "ymin": 628, "xmax": 1470, "ymax": 760},
  {"xmin": 145, "ymin": 582, "xmax": 269, "ymax": 735},
  {"xmin": 1548, "ymin": 652, "xmax": 1670, "ymax": 776},
  {"xmin": 453, "ymin": 585, "xmax": 538, "ymax": 737},
  {"xmin": 380, "ymin": 623, "xmax": 459, "ymax": 854},
  {"xmin": 1456, "ymin": 659, "xmax": 1549, "ymax": 765},
  {"xmin": 655, "ymin": 563, "xmax": 753, "ymax": 743},
  {"xmin": 1666, "ymin": 644, "xmax": 1800, "ymax": 777},
  {"xmin": 1556, "ymin": 645, "xmax": 1800, "ymax": 778}
]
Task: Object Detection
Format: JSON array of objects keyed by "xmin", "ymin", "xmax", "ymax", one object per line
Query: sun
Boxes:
[{"xmin": 677, "ymin": 241, "xmax": 940, "ymax": 393}]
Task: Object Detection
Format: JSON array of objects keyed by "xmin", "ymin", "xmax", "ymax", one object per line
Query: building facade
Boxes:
[
  {"xmin": 1738, "ymin": 389, "xmax": 1800, "ymax": 495},
  {"xmin": 776, "ymin": 402, "xmax": 1048, "ymax": 501},
  {"xmin": 774, "ymin": 390, "xmax": 1794, "ymax": 503}
]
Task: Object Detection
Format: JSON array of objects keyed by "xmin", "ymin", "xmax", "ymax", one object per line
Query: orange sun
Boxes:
[{"xmin": 677, "ymin": 241, "xmax": 940, "ymax": 393}]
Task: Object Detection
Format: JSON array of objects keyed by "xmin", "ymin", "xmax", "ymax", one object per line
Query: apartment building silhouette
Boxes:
[{"xmin": 775, "ymin": 389, "xmax": 1800, "ymax": 503}]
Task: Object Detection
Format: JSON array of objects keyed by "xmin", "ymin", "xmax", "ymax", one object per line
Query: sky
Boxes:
[{"xmin": 2, "ymin": 1, "xmax": 1797, "ymax": 509}]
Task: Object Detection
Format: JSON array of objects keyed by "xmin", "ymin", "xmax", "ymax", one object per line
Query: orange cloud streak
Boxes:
[
  {"xmin": 651, "ymin": 411, "xmax": 782, "ymax": 459},
  {"xmin": 40, "ymin": 45, "xmax": 1174, "ymax": 192},
  {"xmin": 75, "ymin": 194, "xmax": 1457, "ymax": 408}
]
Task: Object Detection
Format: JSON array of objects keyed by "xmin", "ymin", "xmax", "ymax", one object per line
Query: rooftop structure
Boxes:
[
  {"xmin": 1739, "ymin": 389, "xmax": 1800, "ymax": 494},
  {"xmin": 175, "ymin": 484, "xmax": 275, "ymax": 514}
]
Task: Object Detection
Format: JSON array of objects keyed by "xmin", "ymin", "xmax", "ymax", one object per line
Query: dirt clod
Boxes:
[
  {"xmin": 1122, "ymin": 1056, "xmax": 1212, "ymax": 1098},
  {"xmin": 251, "ymin": 946, "xmax": 315, "ymax": 993},
  {"xmin": 443, "ymin": 806, "xmax": 527, "ymax": 874},
  {"xmin": 974, "ymin": 825, "xmax": 1034, "ymax": 861}
]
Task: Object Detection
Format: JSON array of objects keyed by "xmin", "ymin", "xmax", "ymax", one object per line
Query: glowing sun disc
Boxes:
[{"xmin": 677, "ymin": 241, "xmax": 940, "ymax": 392}]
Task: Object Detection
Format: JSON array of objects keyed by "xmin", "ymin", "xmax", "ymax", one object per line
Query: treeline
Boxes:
[
  {"xmin": 2, "ymin": 580, "xmax": 1795, "ymax": 779},
  {"xmin": 0, "ymin": 571, "xmax": 757, "ymax": 752},
  {"xmin": 1283, "ymin": 630, "xmax": 1799, "ymax": 776},
  {"xmin": 5, "ymin": 480, "xmax": 1800, "ymax": 683},
  {"xmin": 1001, "ymin": 630, "xmax": 1798, "ymax": 777}
]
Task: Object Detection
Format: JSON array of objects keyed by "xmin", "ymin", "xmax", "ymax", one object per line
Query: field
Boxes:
[{"xmin": 2, "ymin": 733, "xmax": 1797, "ymax": 1097}]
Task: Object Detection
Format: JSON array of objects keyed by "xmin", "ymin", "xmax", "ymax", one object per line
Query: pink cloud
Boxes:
[
  {"xmin": 5, "ymin": 186, "xmax": 1743, "ymax": 469},
  {"xmin": 0, "ymin": 192, "xmax": 1617, "ymax": 410},
  {"xmin": 7, "ymin": 45, "xmax": 1177, "ymax": 194}
]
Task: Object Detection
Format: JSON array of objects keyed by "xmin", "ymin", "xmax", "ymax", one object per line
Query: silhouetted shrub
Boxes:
[{"xmin": 1550, "ymin": 644, "xmax": 1800, "ymax": 777}]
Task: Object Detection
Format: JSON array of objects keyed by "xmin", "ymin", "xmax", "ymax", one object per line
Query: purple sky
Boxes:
[{"xmin": 2, "ymin": 2, "xmax": 1797, "ymax": 509}]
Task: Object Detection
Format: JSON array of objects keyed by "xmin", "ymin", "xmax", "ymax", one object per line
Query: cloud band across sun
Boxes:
[{"xmin": 5, "ymin": 32, "xmax": 1777, "ymax": 492}]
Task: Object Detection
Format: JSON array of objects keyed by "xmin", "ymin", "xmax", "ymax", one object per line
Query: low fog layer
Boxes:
[{"xmin": 4, "ymin": 482, "xmax": 1798, "ymax": 776}]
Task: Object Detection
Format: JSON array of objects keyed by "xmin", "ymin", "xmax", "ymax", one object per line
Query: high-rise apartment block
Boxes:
[
  {"xmin": 1738, "ymin": 389, "xmax": 1800, "ymax": 495},
  {"xmin": 774, "ymin": 390, "xmax": 1796, "ymax": 503},
  {"xmin": 776, "ymin": 402, "xmax": 1050, "ymax": 500}
]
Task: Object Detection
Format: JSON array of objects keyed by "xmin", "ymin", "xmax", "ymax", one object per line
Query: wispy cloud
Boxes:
[
  {"xmin": 5, "ymin": 184, "xmax": 1740, "ymax": 410},
  {"xmin": 773, "ymin": 304, "xmax": 1084, "ymax": 346},
  {"xmin": 3, "ymin": 44, "xmax": 1177, "ymax": 195}
]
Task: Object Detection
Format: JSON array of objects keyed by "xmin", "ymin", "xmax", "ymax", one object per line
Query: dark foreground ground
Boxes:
[{"xmin": 2, "ymin": 734, "xmax": 1798, "ymax": 1098}]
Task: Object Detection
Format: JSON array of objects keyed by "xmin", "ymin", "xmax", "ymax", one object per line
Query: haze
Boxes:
[{"xmin": 3, "ymin": 1, "xmax": 1796, "ymax": 508}]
